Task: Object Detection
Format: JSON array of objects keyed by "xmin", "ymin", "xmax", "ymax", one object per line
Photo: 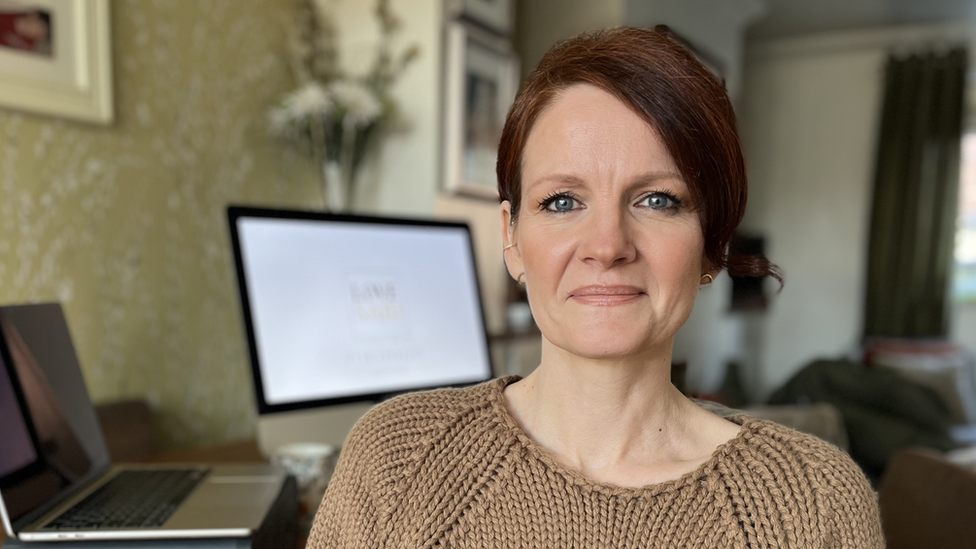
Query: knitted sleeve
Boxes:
[
  {"xmin": 305, "ymin": 413, "xmax": 382, "ymax": 549},
  {"xmin": 822, "ymin": 451, "xmax": 886, "ymax": 549}
]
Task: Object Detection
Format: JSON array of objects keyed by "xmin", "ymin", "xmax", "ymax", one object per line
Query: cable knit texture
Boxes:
[{"xmin": 306, "ymin": 376, "xmax": 885, "ymax": 548}]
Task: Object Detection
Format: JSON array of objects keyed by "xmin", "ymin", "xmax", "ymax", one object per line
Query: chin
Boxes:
[
  {"xmin": 571, "ymin": 346, "xmax": 646, "ymax": 361},
  {"xmin": 556, "ymin": 326, "xmax": 657, "ymax": 360}
]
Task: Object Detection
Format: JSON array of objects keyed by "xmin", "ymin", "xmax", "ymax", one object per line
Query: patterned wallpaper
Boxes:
[{"xmin": 0, "ymin": 0, "xmax": 322, "ymax": 449}]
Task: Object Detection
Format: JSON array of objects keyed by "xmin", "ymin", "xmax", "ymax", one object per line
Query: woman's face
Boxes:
[{"xmin": 502, "ymin": 84, "xmax": 708, "ymax": 359}]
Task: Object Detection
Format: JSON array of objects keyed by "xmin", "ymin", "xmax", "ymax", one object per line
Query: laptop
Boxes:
[{"xmin": 0, "ymin": 303, "xmax": 287, "ymax": 542}]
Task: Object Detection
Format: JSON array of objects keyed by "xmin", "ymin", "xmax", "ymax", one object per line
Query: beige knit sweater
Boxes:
[{"xmin": 307, "ymin": 376, "xmax": 884, "ymax": 548}]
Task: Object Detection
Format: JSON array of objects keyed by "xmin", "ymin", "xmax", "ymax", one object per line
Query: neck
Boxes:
[{"xmin": 507, "ymin": 336, "xmax": 698, "ymax": 473}]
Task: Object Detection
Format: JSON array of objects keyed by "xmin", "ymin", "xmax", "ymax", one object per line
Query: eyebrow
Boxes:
[{"xmin": 526, "ymin": 171, "xmax": 685, "ymax": 192}]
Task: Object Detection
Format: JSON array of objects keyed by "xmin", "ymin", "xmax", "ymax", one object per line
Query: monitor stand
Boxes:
[{"xmin": 255, "ymin": 401, "xmax": 376, "ymax": 457}]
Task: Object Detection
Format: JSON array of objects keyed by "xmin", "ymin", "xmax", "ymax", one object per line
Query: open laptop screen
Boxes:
[
  {"xmin": 0, "ymin": 342, "xmax": 38, "ymax": 479},
  {"xmin": 229, "ymin": 207, "xmax": 494, "ymax": 414},
  {"xmin": 0, "ymin": 305, "xmax": 109, "ymax": 528}
]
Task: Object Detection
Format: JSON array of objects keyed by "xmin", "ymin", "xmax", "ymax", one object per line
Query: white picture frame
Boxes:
[
  {"xmin": 459, "ymin": 0, "xmax": 513, "ymax": 35},
  {"xmin": 0, "ymin": 0, "xmax": 113, "ymax": 124},
  {"xmin": 443, "ymin": 22, "xmax": 519, "ymax": 199}
]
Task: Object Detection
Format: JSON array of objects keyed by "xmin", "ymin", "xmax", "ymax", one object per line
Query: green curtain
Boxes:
[{"xmin": 864, "ymin": 48, "xmax": 967, "ymax": 339}]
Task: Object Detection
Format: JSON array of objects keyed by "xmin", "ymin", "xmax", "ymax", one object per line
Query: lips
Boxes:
[{"xmin": 568, "ymin": 285, "xmax": 645, "ymax": 306}]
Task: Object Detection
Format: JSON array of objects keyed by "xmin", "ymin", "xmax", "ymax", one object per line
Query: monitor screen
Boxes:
[{"xmin": 228, "ymin": 207, "xmax": 494, "ymax": 414}]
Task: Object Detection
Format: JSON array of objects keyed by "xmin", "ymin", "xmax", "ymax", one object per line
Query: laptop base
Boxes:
[{"xmin": 4, "ymin": 476, "xmax": 298, "ymax": 549}]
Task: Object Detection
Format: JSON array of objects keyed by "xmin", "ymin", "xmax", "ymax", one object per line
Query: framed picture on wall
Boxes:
[
  {"xmin": 443, "ymin": 22, "xmax": 519, "ymax": 199},
  {"xmin": 0, "ymin": 0, "xmax": 113, "ymax": 124},
  {"xmin": 456, "ymin": 0, "xmax": 513, "ymax": 36}
]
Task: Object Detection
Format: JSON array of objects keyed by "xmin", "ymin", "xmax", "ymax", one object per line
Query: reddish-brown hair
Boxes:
[{"xmin": 497, "ymin": 26, "xmax": 780, "ymax": 281}]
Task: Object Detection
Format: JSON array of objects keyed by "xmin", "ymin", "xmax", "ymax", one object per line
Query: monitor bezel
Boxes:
[{"xmin": 227, "ymin": 205, "xmax": 495, "ymax": 416}]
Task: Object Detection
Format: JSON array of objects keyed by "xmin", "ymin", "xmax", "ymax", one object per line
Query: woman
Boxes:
[{"xmin": 308, "ymin": 27, "xmax": 884, "ymax": 548}]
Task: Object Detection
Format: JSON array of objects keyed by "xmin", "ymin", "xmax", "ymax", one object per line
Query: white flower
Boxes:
[
  {"xmin": 329, "ymin": 80, "xmax": 382, "ymax": 127},
  {"xmin": 285, "ymin": 82, "xmax": 334, "ymax": 120},
  {"xmin": 268, "ymin": 82, "xmax": 335, "ymax": 137}
]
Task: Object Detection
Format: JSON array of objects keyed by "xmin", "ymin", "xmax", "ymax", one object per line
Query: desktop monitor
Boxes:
[{"xmin": 227, "ymin": 206, "xmax": 494, "ymax": 454}]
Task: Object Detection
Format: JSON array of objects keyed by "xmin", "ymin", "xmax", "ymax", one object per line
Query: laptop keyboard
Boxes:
[{"xmin": 42, "ymin": 469, "xmax": 210, "ymax": 530}]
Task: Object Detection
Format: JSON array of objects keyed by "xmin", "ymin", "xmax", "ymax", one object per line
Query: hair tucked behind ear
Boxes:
[{"xmin": 727, "ymin": 254, "xmax": 783, "ymax": 288}]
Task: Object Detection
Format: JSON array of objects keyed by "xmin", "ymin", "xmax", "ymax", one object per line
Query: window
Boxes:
[{"xmin": 955, "ymin": 132, "xmax": 976, "ymax": 303}]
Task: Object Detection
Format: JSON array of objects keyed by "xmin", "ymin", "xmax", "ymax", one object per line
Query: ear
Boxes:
[
  {"xmin": 700, "ymin": 253, "xmax": 716, "ymax": 284},
  {"xmin": 500, "ymin": 201, "xmax": 524, "ymax": 281}
]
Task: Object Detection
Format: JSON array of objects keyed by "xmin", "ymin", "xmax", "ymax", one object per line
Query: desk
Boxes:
[
  {"xmin": 144, "ymin": 439, "xmax": 266, "ymax": 464},
  {"xmin": 1, "ymin": 440, "xmax": 300, "ymax": 547}
]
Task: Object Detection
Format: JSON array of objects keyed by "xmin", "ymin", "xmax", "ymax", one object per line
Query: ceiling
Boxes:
[{"xmin": 748, "ymin": 0, "xmax": 976, "ymax": 40}]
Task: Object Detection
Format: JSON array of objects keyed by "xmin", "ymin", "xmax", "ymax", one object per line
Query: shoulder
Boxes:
[
  {"xmin": 739, "ymin": 418, "xmax": 868, "ymax": 485},
  {"xmin": 701, "ymin": 402, "xmax": 872, "ymax": 490},
  {"xmin": 310, "ymin": 378, "xmax": 508, "ymax": 548},
  {"xmin": 731, "ymin": 417, "xmax": 885, "ymax": 547},
  {"xmin": 351, "ymin": 377, "xmax": 503, "ymax": 441},
  {"xmin": 339, "ymin": 377, "xmax": 508, "ymax": 476},
  {"xmin": 734, "ymin": 417, "xmax": 870, "ymax": 492}
]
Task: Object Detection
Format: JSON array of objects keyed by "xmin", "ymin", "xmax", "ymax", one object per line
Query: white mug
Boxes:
[{"xmin": 270, "ymin": 442, "xmax": 339, "ymax": 527}]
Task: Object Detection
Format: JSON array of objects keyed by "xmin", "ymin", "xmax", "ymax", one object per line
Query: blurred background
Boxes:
[{"xmin": 2, "ymin": 0, "xmax": 976, "ymax": 519}]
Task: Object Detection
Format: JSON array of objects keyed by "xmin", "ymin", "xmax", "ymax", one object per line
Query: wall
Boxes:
[
  {"xmin": 516, "ymin": 0, "xmax": 762, "ymax": 100},
  {"xmin": 624, "ymin": 0, "xmax": 764, "ymax": 101},
  {"xmin": 0, "ymin": 0, "xmax": 324, "ymax": 449},
  {"xmin": 955, "ymin": 306, "xmax": 976, "ymax": 351},
  {"xmin": 515, "ymin": 0, "xmax": 624, "ymax": 81},
  {"xmin": 740, "ymin": 23, "xmax": 976, "ymax": 398}
]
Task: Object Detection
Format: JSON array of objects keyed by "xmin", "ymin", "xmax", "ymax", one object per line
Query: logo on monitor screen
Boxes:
[{"xmin": 346, "ymin": 273, "xmax": 408, "ymax": 338}]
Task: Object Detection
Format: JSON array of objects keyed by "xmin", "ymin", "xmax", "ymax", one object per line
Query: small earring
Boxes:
[
  {"xmin": 517, "ymin": 272, "xmax": 526, "ymax": 285},
  {"xmin": 700, "ymin": 273, "xmax": 714, "ymax": 285},
  {"xmin": 504, "ymin": 243, "xmax": 517, "ymax": 251}
]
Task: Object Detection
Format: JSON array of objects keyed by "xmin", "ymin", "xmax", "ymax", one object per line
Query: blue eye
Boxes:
[
  {"xmin": 549, "ymin": 196, "xmax": 576, "ymax": 212},
  {"xmin": 642, "ymin": 192, "xmax": 680, "ymax": 210},
  {"xmin": 539, "ymin": 193, "xmax": 579, "ymax": 213}
]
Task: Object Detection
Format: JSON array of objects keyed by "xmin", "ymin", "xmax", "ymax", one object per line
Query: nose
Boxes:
[{"xmin": 576, "ymin": 206, "xmax": 637, "ymax": 268}]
